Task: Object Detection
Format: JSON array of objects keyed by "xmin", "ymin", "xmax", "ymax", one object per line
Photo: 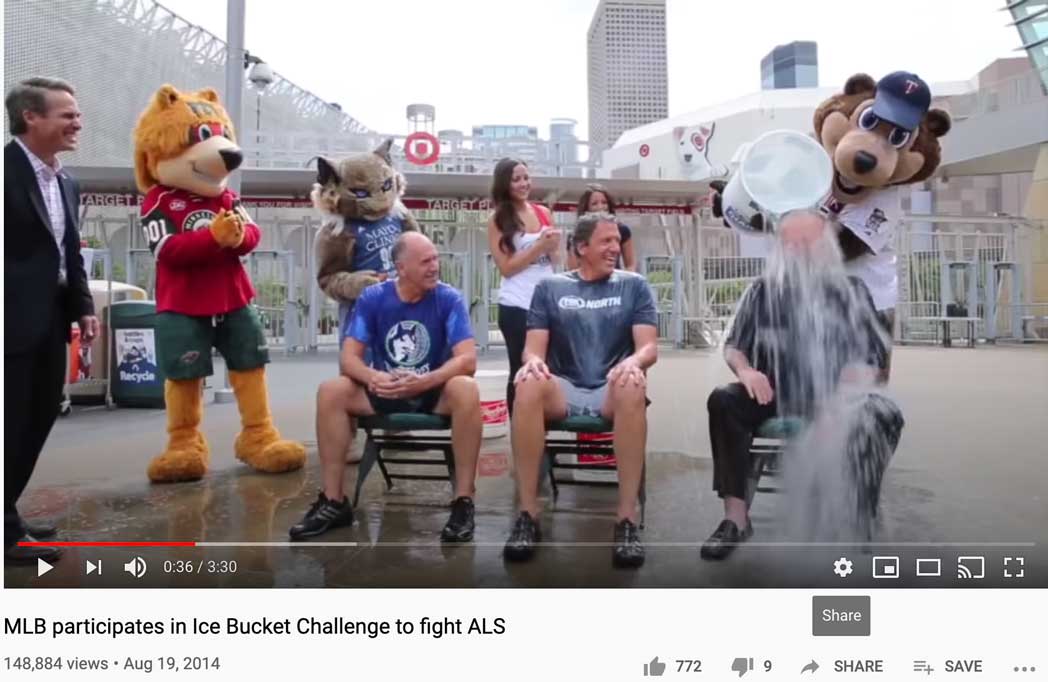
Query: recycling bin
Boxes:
[{"xmin": 109, "ymin": 300, "xmax": 165, "ymax": 408}]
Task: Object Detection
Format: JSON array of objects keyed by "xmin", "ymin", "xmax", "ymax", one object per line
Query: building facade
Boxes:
[
  {"xmin": 760, "ymin": 40, "xmax": 818, "ymax": 90},
  {"xmin": 587, "ymin": 0, "xmax": 668, "ymax": 153}
]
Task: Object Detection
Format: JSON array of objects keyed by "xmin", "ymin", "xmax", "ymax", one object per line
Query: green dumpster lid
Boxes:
[{"xmin": 109, "ymin": 300, "xmax": 157, "ymax": 318}]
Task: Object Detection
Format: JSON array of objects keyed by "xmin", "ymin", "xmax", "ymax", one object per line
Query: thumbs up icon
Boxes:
[{"xmin": 643, "ymin": 656, "xmax": 666, "ymax": 677}]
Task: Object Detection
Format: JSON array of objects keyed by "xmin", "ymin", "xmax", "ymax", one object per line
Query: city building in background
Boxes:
[
  {"xmin": 1006, "ymin": 0, "xmax": 1048, "ymax": 90},
  {"xmin": 587, "ymin": 0, "xmax": 668, "ymax": 153},
  {"xmin": 760, "ymin": 40, "xmax": 818, "ymax": 90}
]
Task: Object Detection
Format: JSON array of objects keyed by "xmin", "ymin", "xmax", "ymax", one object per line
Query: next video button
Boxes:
[{"xmin": 812, "ymin": 596, "xmax": 871, "ymax": 636}]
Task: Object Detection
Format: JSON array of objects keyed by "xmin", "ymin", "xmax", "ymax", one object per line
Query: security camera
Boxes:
[{"xmin": 247, "ymin": 61, "xmax": 274, "ymax": 90}]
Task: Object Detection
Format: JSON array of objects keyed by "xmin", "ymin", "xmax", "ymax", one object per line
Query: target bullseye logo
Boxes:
[
  {"xmin": 639, "ymin": 143, "xmax": 650, "ymax": 158},
  {"xmin": 405, "ymin": 131, "xmax": 439, "ymax": 165}
]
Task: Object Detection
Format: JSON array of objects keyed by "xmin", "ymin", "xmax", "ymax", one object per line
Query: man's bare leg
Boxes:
[
  {"xmin": 602, "ymin": 380, "xmax": 646, "ymax": 523},
  {"xmin": 510, "ymin": 377, "xmax": 567, "ymax": 516},
  {"xmin": 315, "ymin": 376, "xmax": 374, "ymax": 501},
  {"xmin": 433, "ymin": 375, "xmax": 482, "ymax": 498}
]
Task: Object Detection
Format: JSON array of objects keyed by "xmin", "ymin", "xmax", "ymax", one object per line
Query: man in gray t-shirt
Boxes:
[{"xmin": 503, "ymin": 212, "xmax": 659, "ymax": 569}]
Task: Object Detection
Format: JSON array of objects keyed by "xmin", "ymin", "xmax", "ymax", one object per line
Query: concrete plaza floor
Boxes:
[{"xmin": 6, "ymin": 344, "xmax": 1047, "ymax": 588}]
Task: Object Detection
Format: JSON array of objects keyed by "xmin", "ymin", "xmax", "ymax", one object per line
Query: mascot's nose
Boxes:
[
  {"xmin": 219, "ymin": 148, "xmax": 243, "ymax": 172},
  {"xmin": 853, "ymin": 151, "xmax": 878, "ymax": 175}
]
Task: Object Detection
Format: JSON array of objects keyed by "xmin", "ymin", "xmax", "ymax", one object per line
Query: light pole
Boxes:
[{"xmin": 247, "ymin": 59, "xmax": 273, "ymax": 166}]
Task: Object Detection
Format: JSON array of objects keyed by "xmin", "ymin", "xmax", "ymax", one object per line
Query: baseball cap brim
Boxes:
[{"xmin": 871, "ymin": 93, "xmax": 923, "ymax": 132}]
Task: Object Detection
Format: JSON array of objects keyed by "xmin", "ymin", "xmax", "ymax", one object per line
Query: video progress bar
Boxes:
[{"xmin": 16, "ymin": 541, "xmax": 1037, "ymax": 548}]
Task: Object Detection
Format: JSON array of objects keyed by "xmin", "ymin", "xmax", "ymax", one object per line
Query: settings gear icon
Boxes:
[{"xmin": 833, "ymin": 557, "xmax": 854, "ymax": 578}]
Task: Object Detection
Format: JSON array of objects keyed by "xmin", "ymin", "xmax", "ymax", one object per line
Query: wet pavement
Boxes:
[{"xmin": 6, "ymin": 345, "xmax": 1047, "ymax": 588}]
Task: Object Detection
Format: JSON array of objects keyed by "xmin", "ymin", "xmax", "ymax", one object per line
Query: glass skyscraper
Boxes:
[{"xmin": 760, "ymin": 41, "xmax": 818, "ymax": 90}]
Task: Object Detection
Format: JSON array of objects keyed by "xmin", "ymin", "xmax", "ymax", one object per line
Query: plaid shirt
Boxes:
[{"xmin": 16, "ymin": 137, "xmax": 67, "ymax": 282}]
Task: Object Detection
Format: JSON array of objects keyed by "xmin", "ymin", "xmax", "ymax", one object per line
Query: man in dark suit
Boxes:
[{"xmin": 5, "ymin": 77, "xmax": 98, "ymax": 565}]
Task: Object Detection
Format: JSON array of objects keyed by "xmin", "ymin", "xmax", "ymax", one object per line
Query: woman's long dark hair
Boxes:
[
  {"xmin": 576, "ymin": 183, "xmax": 618, "ymax": 217},
  {"xmin": 491, "ymin": 157, "xmax": 527, "ymax": 254}
]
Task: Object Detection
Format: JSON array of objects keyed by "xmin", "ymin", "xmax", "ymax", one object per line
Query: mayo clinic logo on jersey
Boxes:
[
  {"xmin": 182, "ymin": 209, "xmax": 217, "ymax": 232},
  {"xmin": 558, "ymin": 295, "xmax": 622, "ymax": 310},
  {"xmin": 169, "ymin": 199, "xmax": 187, "ymax": 212},
  {"xmin": 384, "ymin": 321, "xmax": 431, "ymax": 368}
]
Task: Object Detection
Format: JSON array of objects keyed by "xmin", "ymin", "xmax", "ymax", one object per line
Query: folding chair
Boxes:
[
  {"xmin": 745, "ymin": 416, "xmax": 805, "ymax": 505},
  {"xmin": 351, "ymin": 413, "xmax": 454, "ymax": 507},
  {"xmin": 542, "ymin": 415, "xmax": 648, "ymax": 527}
]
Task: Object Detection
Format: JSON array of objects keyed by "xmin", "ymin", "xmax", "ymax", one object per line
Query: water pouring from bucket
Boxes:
[{"xmin": 721, "ymin": 130, "xmax": 833, "ymax": 234}]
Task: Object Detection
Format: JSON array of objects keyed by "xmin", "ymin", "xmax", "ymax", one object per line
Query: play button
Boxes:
[
  {"xmin": 37, "ymin": 558, "xmax": 54, "ymax": 577},
  {"xmin": 86, "ymin": 560, "xmax": 99, "ymax": 575}
]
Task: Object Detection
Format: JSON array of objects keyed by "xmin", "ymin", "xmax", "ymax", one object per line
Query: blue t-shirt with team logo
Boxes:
[{"xmin": 345, "ymin": 280, "xmax": 474, "ymax": 374}]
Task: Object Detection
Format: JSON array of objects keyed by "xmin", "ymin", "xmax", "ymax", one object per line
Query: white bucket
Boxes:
[
  {"xmin": 721, "ymin": 130, "xmax": 833, "ymax": 233},
  {"xmin": 475, "ymin": 369, "xmax": 509, "ymax": 439}
]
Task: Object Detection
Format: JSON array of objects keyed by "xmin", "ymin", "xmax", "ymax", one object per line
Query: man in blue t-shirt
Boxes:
[
  {"xmin": 503, "ymin": 212, "xmax": 659, "ymax": 569},
  {"xmin": 290, "ymin": 233, "xmax": 482, "ymax": 543}
]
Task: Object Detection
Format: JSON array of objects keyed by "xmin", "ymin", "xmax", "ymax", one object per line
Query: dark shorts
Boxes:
[
  {"xmin": 366, "ymin": 388, "xmax": 442, "ymax": 415},
  {"xmin": 156, "ymin": 306, "xmax": 269, "ymax": 380}
]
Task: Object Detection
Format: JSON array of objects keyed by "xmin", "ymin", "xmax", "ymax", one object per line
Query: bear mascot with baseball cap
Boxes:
[{"xmin": 714, "ymin": 71, "xmax": 951, "ymax": 378}]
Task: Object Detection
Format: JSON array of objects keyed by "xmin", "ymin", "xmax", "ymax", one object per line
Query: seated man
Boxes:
[
  {"xmin": 504, "ymin": 212, "xmax": 658, "ymax": 568},
  {"xmin": 702, "ymin": 211, "xmax": 904, "ymax": 560},
  {"xmin": 290, "ymin": 232, "xmax": 482, "ymax": 542}
]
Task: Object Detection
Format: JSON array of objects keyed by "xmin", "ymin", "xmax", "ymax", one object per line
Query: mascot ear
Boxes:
[
  {"xmin": 925, "ymin": 109, "xmax": 952, "ymax": 138},
  {"xmin": 843, "ymin": 73, "xmax": 876, "ymax": 96},
  {"xmin": 373, "ymin": 138, "xmax": 394, "ymax": 165},
  {"xmin": 315, "ymin": 157, "xmax": 340, "ymax": 186},
  {"xmin": 196, "ymin": 88, "xmax": 220, "ymax": 103},
  {"xmin": 155, "ymin": 84, "xmax": 181, "ymax": 108},
  {"xmin": 672, "ymin": 126, "xmax": 684, "ymax": 141}
]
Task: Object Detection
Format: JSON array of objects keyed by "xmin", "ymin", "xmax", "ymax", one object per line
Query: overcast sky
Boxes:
[{"xmin": 158, "ymin": 0, "xmax": 1022, "ymax": 139}]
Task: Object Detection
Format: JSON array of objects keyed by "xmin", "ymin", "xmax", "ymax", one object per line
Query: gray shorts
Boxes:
[{"xmin": 556, "ymin": 377, "xmax": 608, "ymax": 418}]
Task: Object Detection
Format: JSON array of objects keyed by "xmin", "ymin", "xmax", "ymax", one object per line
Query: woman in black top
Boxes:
[{"xmin": 567, "ymin": 183, "xmax": 637, "ymax": 271}]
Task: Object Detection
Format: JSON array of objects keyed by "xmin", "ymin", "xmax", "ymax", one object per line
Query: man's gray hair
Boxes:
[
  {"xmin": 573, "ymin": 211, "xmax": 617, "ymax": 249},
  {"xmin": 390, "ymin": 232, "xmax": 412, "ymax": 265},
  {"xmin": 5, "ymin": 77, "xmax": 75, "ymax": 136}
]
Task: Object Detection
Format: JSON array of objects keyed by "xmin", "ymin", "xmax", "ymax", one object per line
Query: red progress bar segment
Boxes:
[{"xmin": 17, "ymin": 541, "xmax": 196, "ymax": 547}]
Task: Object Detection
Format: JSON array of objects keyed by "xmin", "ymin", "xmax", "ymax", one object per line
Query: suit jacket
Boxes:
[{"xmin": 4, "ymin": 140, "xmax": 94, "ymax": 355}]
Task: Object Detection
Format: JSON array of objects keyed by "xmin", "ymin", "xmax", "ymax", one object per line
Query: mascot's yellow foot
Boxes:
[
  {"xmin": 229, "ymin": 367, "xmax": 306, "ymax": 474},
  {"xmin": 235, "ymin": 426, "xmax": 307, "ymax": 473},
  {"xmin": 149, "ymin": 378, "xmax": 210, "ymax": 483},
  {"xmin": 148, "ymin": 448, "xmax": 209, "ymax": 484}
]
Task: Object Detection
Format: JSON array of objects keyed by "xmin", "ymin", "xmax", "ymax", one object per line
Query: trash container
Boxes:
[{"xmin": 109, "ymin": 300, "xmax": 165, "ymax": 408}]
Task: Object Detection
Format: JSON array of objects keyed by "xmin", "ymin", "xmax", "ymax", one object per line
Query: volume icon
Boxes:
[{"xmin": 123, "ymin": 556, "xmax": 147, "ymax": 578}]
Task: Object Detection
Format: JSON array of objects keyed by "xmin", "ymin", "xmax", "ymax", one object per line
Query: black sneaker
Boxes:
[
  {"xmin": 503, "ymin": 511, "xmax": 541, "ymax": 562},
  {"xmin": 288, "ymin": 492, "xmax": 354, "ymax": 540},
  {"xmin": 441, "ymin": 496, "xmax": 475, "ymax": 542},
  {"xmin": 612, "ymin": 519, "xmax": 645, "ymax": 568}
]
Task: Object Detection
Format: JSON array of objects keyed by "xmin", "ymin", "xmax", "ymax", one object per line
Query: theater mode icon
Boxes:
[{"xmin": 916, "ymin": 558, "xmax": 941, "ymax": 577}]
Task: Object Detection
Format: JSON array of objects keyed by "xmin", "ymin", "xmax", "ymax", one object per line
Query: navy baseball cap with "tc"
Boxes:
[{"xmin": 872, "ymin": 71, "xmax": 932, "ymax": 132}]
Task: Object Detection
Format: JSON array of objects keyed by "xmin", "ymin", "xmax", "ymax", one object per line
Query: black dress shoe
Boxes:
[
  {"xmin": 5, "ymin": 540, "xmax": 62, "ymax": 566},
  {"xmin": 612, "ymin": 519, "xmax": 645, "ymax": 568},
  {"xmin": 699, "ymin": 519, "xmax": 753, "ymax": 561},
  {"xmin": 22, "ymin": 520, "xmax": 57, "ymax": 538}
]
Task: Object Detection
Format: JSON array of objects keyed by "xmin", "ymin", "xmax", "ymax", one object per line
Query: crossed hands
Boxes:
[{"xmin": 369, "ymin": 369, "xmax": 427, "ymax": 400}]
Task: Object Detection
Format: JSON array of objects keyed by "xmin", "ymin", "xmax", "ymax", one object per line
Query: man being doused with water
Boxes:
[{"xmin": 700, "ymin": 211, "xmax": 904, "ymax": 560}]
